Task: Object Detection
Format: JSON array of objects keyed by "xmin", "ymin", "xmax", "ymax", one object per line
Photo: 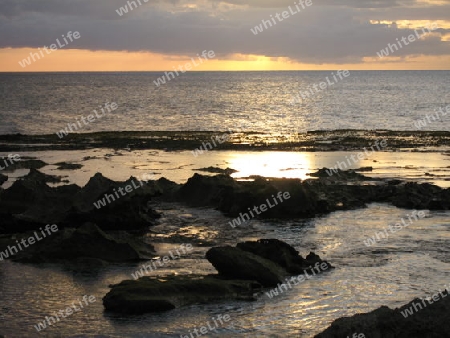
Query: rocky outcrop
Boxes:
[
  {"xmin": 206, "ymin": 246, "xmax": 286, "ymax": 287},
  {"xmin": 175, "ymin": 173, "xmax": 450, "ymax": 220},
  {"xmin": 390, "ymin": 182, "xmax": 450, "ymax": 210},
  {"xmin": 2, "ymin": 170, "xmax": 450, "ymax": 234},
  {"xmin": 206, "ymin": 239, "xmax": 333, "ymax": 286},
  {"xmin": 236, "ymin": 239, "xmax": 333, "ymax": 275},
  {"xmin": 315, "ymin": 291, "xmax": 450, "ymax": 338},
  {"xmin": 103, "ymin": 239, "xmax": 332, "ymax": 314},
  {"xmin": 103, "ymin": 275, "xmax": 261, "ymax": 314},
  {"xmin": 0, "ymin": 171, "xmax": 176, "ymax": 233},
  {"xmin": 11, "ymin": 223, "xmax": 155, "ymax": 263}
]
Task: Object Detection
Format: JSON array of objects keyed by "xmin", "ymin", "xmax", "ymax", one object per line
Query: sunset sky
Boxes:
[{"xmin": 1, "ymin": 0, "xmax": 449, "ymax": 71}]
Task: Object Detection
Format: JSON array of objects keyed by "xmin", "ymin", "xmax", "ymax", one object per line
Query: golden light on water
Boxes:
[{"xmin": 227, "ymin": 152, "xmax": 313, "ymax": 180}]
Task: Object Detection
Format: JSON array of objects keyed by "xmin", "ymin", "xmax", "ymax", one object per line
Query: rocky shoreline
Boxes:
[
  {"xmin": 1, "ymin": 167, "xmax": 449, "ymax": 336},
  {"xmin": 315, "ymin": 290, "xmax": 450, "ymax": 338},
  {"xmin": 1, "ymin": 130, "xmax": 450, "ymax": 152}
]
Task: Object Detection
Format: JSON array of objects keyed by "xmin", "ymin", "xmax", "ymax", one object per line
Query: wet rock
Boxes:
[
  {"xmin": 1, "ymin": 159, "xmax": 47, "ymax": 171},
  {"xmin": 237, "ymin": 239, "xmax": 333, "ymax": 275},
  {"xmin": 55, "ymin": 162, "xmax": 83, "ymax": 170},
  {"xmin": 206, "ymin": 246, "xmax": 286, "ymax": 287},
  {"xmin": 13, "ymin": 223, "xmax": 155, "ymax": 263},
  {"xmin": 23, "ymin": 168, "xmax": 62, "ymax": 183},
  {"xmin": 0, "ymin": 173, "xmax": 7, "ymax": 185},
  {"xmin": 0, "ymin": 171, "xmax": 56, "ymax": 215},
  {"xmin": 177, "ymin": 174, "xmax": 320, "ymax": 218},
  {"xmin": 177, "ymin": 173, "xmax": 238, "ymax": 207},
  {"xmin": 177, "ymin": 173, "xmax": 450, "ymax": 219},
  {"xmin": 206, "ymin": 240, "xmax": 333, "ymax": 287},
  {"xmin": 103, "ymin": 238, "xmax": 330, "ymax": 314},
  {"xmin": 315, "ymin": 291, "xmax": 450, "ymax": 338},
  {"xmin": 391, "ymin": 182, "xmax": 450, "ymax": 210},
  {"xmin": 354, "ymin": 166, "xmax": 373, "ymax": 172},
  {"xmin": 0, "ymin": 171, "xmax": 165, "ymax": 233},
  {"xmin": 309, "ymin": 168, "xmax": 368, "ymax": 180},
  {"xmin": 103, "ymin": 275, "xmax": 261, "ymax": 314},
  {"xmin": 194, "ymin": 166, "xmax": 237, "ymax": 175}
]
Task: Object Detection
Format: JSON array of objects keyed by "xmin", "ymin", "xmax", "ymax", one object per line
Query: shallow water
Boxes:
[
  {"xmin": 0, "ymin": 149, "xmax": 449, "ymax": 337},
  {"xmin": 0, "ymin": 203, "xmax": 449, "ymax": 337},
  {"xmin": 1, "ymin": 148, "xmax": 450, "ymax": 188}
]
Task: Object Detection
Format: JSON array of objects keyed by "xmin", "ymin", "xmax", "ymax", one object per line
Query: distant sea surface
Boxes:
[{"xmin": 0, "ymin": 71, "xmax": 449, "ymax": 135}]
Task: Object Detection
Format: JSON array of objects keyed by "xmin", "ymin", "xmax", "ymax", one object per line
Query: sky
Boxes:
[{"xmin": 0, "ymin": 0, "xmax": 449, "ymax": 71}]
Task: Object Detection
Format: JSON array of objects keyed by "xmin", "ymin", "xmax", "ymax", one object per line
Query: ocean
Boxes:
[
  {"xmin": 0, "ymin": 71, "xmax": 449, "ymax": 337},
  {"xmin": 1, "ymin": 71, "xmax": 449, "ymax": 135}
]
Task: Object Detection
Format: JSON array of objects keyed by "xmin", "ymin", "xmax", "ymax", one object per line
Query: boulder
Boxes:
[
  {"xmin": 206, "ymin": 239, "xmax": 333, "ymax": 286},
  {"xmin": 237, "ymin": 239, "xmax": 333, "ymax": 274},
  {"xmin": 206, "ymin": 246, "xmax": 286, "ymax": 287},
  {"xmin": 177, "ymin": 173, "xmax": 237, "ymax": 207},
  {"xmin": 315, "ymin": 291, "xmax": 450, "ymax": 338}
]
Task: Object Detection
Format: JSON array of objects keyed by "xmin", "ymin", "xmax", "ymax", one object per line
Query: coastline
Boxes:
[{"xmin": 0, "ymin": 130, "xmax": 449, "ymax": 152}]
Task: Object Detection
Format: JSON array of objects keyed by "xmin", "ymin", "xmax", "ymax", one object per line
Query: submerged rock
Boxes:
[{"xmin": 315, "ymin": 291, "xmax": 450, "ymax": 338}]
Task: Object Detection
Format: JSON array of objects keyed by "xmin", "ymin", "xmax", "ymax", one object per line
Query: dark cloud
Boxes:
[{"xmin": 0, "ymin": 0, "xmax": 449, "ymax": 64}]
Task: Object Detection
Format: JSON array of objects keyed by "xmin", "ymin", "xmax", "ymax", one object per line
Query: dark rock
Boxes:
[
  {"xmin": 177, "ymin": 173, "xmax": 238, "ymax": 207},
  {"xmin": 102, "ymin": 238, "xmax": 331, "ymax": 314},
  {"xmin": 194, "ymin": 167, "xmax": 237, "ymax": 175},
  {"xmin": 103, "ymin": 275, "xmax": 261, "ymax": 314},
  {"xmin": 13, "ymin": 223, "xmax": 155, "ymax": 263},
  {"xmin": 206, "ymin": 246, "xmax": 286, "ymax": 287},
  {"xmin": 0, "ymin": 171, "xmax": 165, "ymax": 233},
  {"xmin": 308, "ymin": 168, "xmax": 368, "ymax": 180},
  {"xmin": 206, "ymin": 239, "xmax": 333, "ymax": 286},
  {"xmin": 354, "ymin": 166, "xmax": 373, "ymax": 172},
  {"xmin": 1, "ymin": 159, "xmax": 47, "ymax": 171},
  {"xmin": 23, "ymin": 168, "xmax": 62, "ymax": 183},
  {"xmin": 55, "ymin": 162, "xmax": 83, "ymax": 170},
  {"xmin": 315, "ymin": 291, "xmax": 450, "ymax": 338},
  {"xmin": 391, "ymin": 182, "xmax": 450, "ymax": 210},
  {"xmin": 237, "ymin": 239, "xmax": 333, "ymax": 274}
]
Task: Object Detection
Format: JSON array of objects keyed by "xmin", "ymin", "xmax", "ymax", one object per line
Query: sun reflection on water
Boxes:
[{"xmin": 226, "ymin": 152, "xmax": 313, "ymax": 180}]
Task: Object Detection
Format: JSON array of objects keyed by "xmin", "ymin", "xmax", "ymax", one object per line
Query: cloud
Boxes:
[{"xmin": 0, "ymin": 0, "xmax": 449, "ymax": 64}]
